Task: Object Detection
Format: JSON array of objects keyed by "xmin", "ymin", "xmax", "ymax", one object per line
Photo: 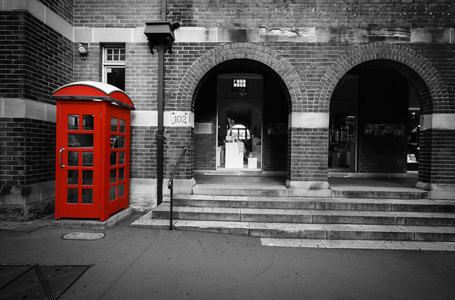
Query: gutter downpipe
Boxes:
[{"xmin": 156, "ymin": 0, "xmax": 167, "ymax": 206}]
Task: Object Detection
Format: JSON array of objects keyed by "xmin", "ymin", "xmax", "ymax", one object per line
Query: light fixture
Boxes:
[
  {"xmin": 144, "ymin": 21, "xmax": 181, "ymax": 55},
  {"xmin": 78, "ymin": 43, "xmax": 88, "ymax": 60}
]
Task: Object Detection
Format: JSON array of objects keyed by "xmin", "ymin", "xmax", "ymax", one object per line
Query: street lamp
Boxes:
[{"xmin": 144, "ymin": 20, "xmax": 180, "ymax": 206}]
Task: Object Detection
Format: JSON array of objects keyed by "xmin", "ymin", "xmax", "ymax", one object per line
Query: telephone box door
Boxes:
[{"xmin": 56, "ymin": 104, "xmax": 101, "ymax": 219}]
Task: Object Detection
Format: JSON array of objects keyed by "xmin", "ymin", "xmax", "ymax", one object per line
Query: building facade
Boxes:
[{"xmin": 1, "ymin": 0, "xmax": 454, "ymax": 220}]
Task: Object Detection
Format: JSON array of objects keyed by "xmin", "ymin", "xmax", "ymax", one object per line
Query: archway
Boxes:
[
  {"xmin": 329, "ymin": 59, "xmax": 423, "ymax": 175},
  {"xmin": 174, "ymin": 43, "xmax": 304, "ymax": 179},
  {"xmin": 193, "ymin": 59, "xmax": 291, "ymax": 173},
  {"xmin": 319, "ymin": 43, "xmax": 449, "ymax": 193}
]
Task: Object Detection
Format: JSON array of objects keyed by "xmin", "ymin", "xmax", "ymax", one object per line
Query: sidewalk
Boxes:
[{"xmin": 1, "ymin": 213, "xmax": 455, "ymax": 300}]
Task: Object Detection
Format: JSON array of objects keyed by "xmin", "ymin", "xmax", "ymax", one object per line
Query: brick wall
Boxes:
[
  {"xmin": 68, "ymin": 1, "xmax": 455, "ymax": 185},
  {"xmin": 289, "ymin": 128, "xmax": 328, "ymax": 182},
  {"xmin": 0, "ymin": 119, "xmax": 55, "ymax": 187},
  {"xmin": 0, "ymin": 11, "xmax": 73, "ymax": 105},
  {"xmin": 130, "ymin": 126, "xmax": 156, "ymax": 179},
  {"xmin": 74, "ymin": 0, "xmax": 160, "ymax": 27},
  {"xmin": 168, "ymin": 0, "xmax": 455, "ymax": 28},
  {"xmin": 419, "ymin": 130, "xmax": 455, "ymax": 185},
  {"xmin": 164, "ymin": 127, "xmax": 193, "ymax": 178},
  {"xmin": 39, "ymin": 0, "xmax": 73, "ymax": 24}
]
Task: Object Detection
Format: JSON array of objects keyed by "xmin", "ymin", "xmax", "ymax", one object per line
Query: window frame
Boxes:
[{"xmin": 102, "ymin": 44, "xmax": 126, "ymax": 89}]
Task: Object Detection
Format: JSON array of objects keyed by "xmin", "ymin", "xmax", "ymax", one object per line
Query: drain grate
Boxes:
[{"xmin": 0, "ymin": 265, "xmax": 90, "ymax": 299}]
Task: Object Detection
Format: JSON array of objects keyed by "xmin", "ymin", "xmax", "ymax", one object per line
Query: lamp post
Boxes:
[{"xmin": 144, "ymin": 20, "xmax": 180, "ymax": 206}]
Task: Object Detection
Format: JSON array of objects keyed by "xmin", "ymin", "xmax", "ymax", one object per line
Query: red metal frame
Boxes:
[{"xmin": 53, "ymin": 82, "xmax": 134, "ymax": 221}]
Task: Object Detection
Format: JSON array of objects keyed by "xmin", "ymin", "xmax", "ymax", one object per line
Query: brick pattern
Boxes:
[
  {"xmin": 168, "ymin": 0, "xmax": 455, "ymax": 28},
  {"xmin": 419, "ymin": 130, "xmax": 455, "ymax": 185},
  {"xmin": 315, "ymin": 43, "xmax": 452, "ymax": 115},
  {"xmin": 289, "ymin": 128, "xmax": 329, "ymax": 182},
  {"xmin": 39, "ymin": 0, "xmax": 73, "ymax": 25},
  {"xmin": 73, "ymin": 0, "xmax": 160, "ymax": 28},
  {"xmin": 172, "ymin": 43, "xmax": 306, "ymax": 112},
  {"xmin": 164, "ymin": 127, "xmax": 193, "ymax": 179},
  {"xmin": 0, "ymin": 11, "xmax": 73, "ymax": 105},
  {"xmin": 0, "ymin": 119, "xmax": 55, "ymax": 187},
  {"xmin": 130, "ymin": 126, "xmax": 156, "ymax": 179}
]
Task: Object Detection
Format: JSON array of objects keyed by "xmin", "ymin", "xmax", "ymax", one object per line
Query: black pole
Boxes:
[
  {"xmin": 157, "ymin": 45, "xmax": 164, "ymax": 206},
  {"xmin": 156, "ymin": 0, "xmax": 167, "ymax": 206}
]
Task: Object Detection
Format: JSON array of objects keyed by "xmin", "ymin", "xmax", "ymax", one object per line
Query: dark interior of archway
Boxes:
[
  {"xmin": 193, "ymin": 59, "xmax": 290, "ymax": 171},
  {"xmin": 329, "ymin": 59, "xmax": 424, "ymax": 174}
]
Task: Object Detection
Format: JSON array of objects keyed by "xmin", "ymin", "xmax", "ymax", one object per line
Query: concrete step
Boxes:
[
  {"xmin": 131, "ymin": 212, "xmax": 455, "ymax": 242},
  {"xmin": 331, "ymin": 187, "xmax": 429, "ymax": 199},
  {"xmin": 192, "ymin": 185, "xmax": 430, "ymax": 199},
  {"xmin": 153, "ymin": 204, "xmax": 455, "ymax": 226},
  {"xmin": 173, "ymin": 195, "xmax": 455, "ymax": 212},
  {"xmin": 192, "ymin": 184, "xmax": 290, "ymax": 197},
  {"xmin": 260, "ymin": 238, "xmax": 455, "ymax": 252}
]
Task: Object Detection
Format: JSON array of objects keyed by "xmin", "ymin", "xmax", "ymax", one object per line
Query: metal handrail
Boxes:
[{"xmin": 167, "ymin": 147, "xmax": 187, "ymax": 230}]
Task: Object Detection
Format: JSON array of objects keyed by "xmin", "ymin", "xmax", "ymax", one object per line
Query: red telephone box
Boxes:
[{"xmin": 52, "ymin": 81, "xmax": 134, "ymax": 221}]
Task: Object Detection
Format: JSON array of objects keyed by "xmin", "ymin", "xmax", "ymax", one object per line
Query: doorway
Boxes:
[
  {"xmin": 329, "ymin": 60, "xmax": 421, "ymax": 174},
  {"xmin": 217, "ymin": 74, "xmax": 263, "ymax": 170},
  {"xmin": 193, "ymin": 59, "xmax": 289, "ymax": 174}
]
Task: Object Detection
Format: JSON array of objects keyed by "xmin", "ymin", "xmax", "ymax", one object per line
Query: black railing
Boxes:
[{"xmin": 167, "ymin": 147, "xmax": 187, "ymax": 230}]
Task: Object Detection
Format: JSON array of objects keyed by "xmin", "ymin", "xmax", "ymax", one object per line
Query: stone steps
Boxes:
[
  {"xmin": 152, "ymin": 203, "xmax": 455, "ymax": 227},
  {"xmin": 130, "ymin": 194, "xmax": 455, "ymax": 242},
  {"xmin": 132, "ymin": 213, "xmax": 455, "ymax": 242},
  {"xmin": 192, "ymin": 185, "xmax": 430, "ymax": 199},
  {"xmin": 172, "ymin": 195, "xmax": 453, "ymax": 212}
]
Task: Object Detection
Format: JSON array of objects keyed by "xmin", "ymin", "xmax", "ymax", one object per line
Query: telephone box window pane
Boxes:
[
  {"xmin": 119, "ymin": 168, "xmax": 124, "ymax": 181},
  {"xmin": 68, "ymin": 170, "xmax": 78, "ymax": 185},
  {"xmin": 82, "ymin": 189, "xmax": 93, "ymax": 204},
  {"xmin": 67, "ymin": 188, "xmax": 78, "ymax": 204},
  {"xmin": 68, "ymin": 115, "xmax": 79, "ymax": 130},
  {"xmin": 110, "ymin": 169, "xmax": 117, "ymax": 183},
  {"xmin": 111, "ymin": 117, "xmax": 118, "ymax": 132},
  {"xmin": 119, "ymin": 183, "xmax": 124, "ymax": 197},
  {"xmin": 82, "ymin": 152, "xmax": 93, "ymax": 166},
  {"xmin": 83, "ymin": 115, "xmax": 94, "ymax": 130},
  {"xmin": 111, "ymin": 135, "xmax": 125, "ymax": 148},
  {"xmin": 110, "ymin": 186, "xmax": 116, "ymax": 201},
  {"xmin": 119, "ymin": 152, "xmax": 125, "ymax": 165},
  {"xmin": 68, "ymin": 151, "xmax": 79, "ymax": 166},
  {"xmin": 119, "ymin": 119, "xmax": 126, "ymax": 133},
  {"xmin": 68, "ymin": 134, "xmax": 93, "ymax": 148},
  {"xmin": 110, "ymin": 152, "xmax": 117, "ymax": 166},
  {"xmin": 82, "ymin": 170, "xmax": 93, "ymax": 185}
]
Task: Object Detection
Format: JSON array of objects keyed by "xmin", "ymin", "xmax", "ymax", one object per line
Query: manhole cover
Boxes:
[{"xmin": 62, "ymin": 232, "xmax": 105, "ymax": 240}]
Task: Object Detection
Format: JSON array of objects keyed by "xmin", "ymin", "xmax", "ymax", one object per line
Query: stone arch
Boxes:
[
  {"xmin": 315, "ymin": 42, "xmax": 449, "ymax": 114},
  {"xmin": 175, "ymin": 43, "xmax": 307, "ymax": 112}
]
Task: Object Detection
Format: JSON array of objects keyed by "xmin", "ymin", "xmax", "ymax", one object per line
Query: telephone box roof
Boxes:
[{"xmin": 52, "ymin": 81, "xmax": 134, "ymax": 110}]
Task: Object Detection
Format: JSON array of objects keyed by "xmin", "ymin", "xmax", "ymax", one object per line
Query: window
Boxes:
[{"xmin": 103, "ymin": 45, "xmax": 126, "ymax": 91}]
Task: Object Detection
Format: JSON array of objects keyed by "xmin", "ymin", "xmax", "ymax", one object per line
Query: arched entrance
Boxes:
[
  {"xmin": 329, "ymin": 59, "xmax": 422, "ymax": 175},
  {"xmin": 174, "ymin": 43, "xmax": 306, "ymax": 182},
  {"xmin": 318, "ymin": 42, "xmax": 453, "ymax": 198},
  {"xmin": 193, "ymin": 59, "xmax": 290, "ymax": 174}
]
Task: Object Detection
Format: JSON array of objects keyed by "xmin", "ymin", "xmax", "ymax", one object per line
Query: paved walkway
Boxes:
[
  {"xmin": 1, "ymin": 213, "xmax": 455, "ymax": 299},
  {"xmin": 0, "ymin": 215, "xmax": 455, "ymax": 299}
]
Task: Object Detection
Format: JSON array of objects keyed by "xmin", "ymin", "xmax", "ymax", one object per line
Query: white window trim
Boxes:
[{"xmin": 102, "ymin": 45, "xmax": 126, "ymax": 85}]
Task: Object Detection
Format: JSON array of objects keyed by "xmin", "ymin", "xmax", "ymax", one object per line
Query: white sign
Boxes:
[{"xmin": 167, "ymin": 111, "xmax": 191, "ymax": 127}]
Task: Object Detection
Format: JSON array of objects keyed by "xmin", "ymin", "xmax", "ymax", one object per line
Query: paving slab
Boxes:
[{"xmin": 260, "ymin": 238, "xmax": 455, "ymax": 252}]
